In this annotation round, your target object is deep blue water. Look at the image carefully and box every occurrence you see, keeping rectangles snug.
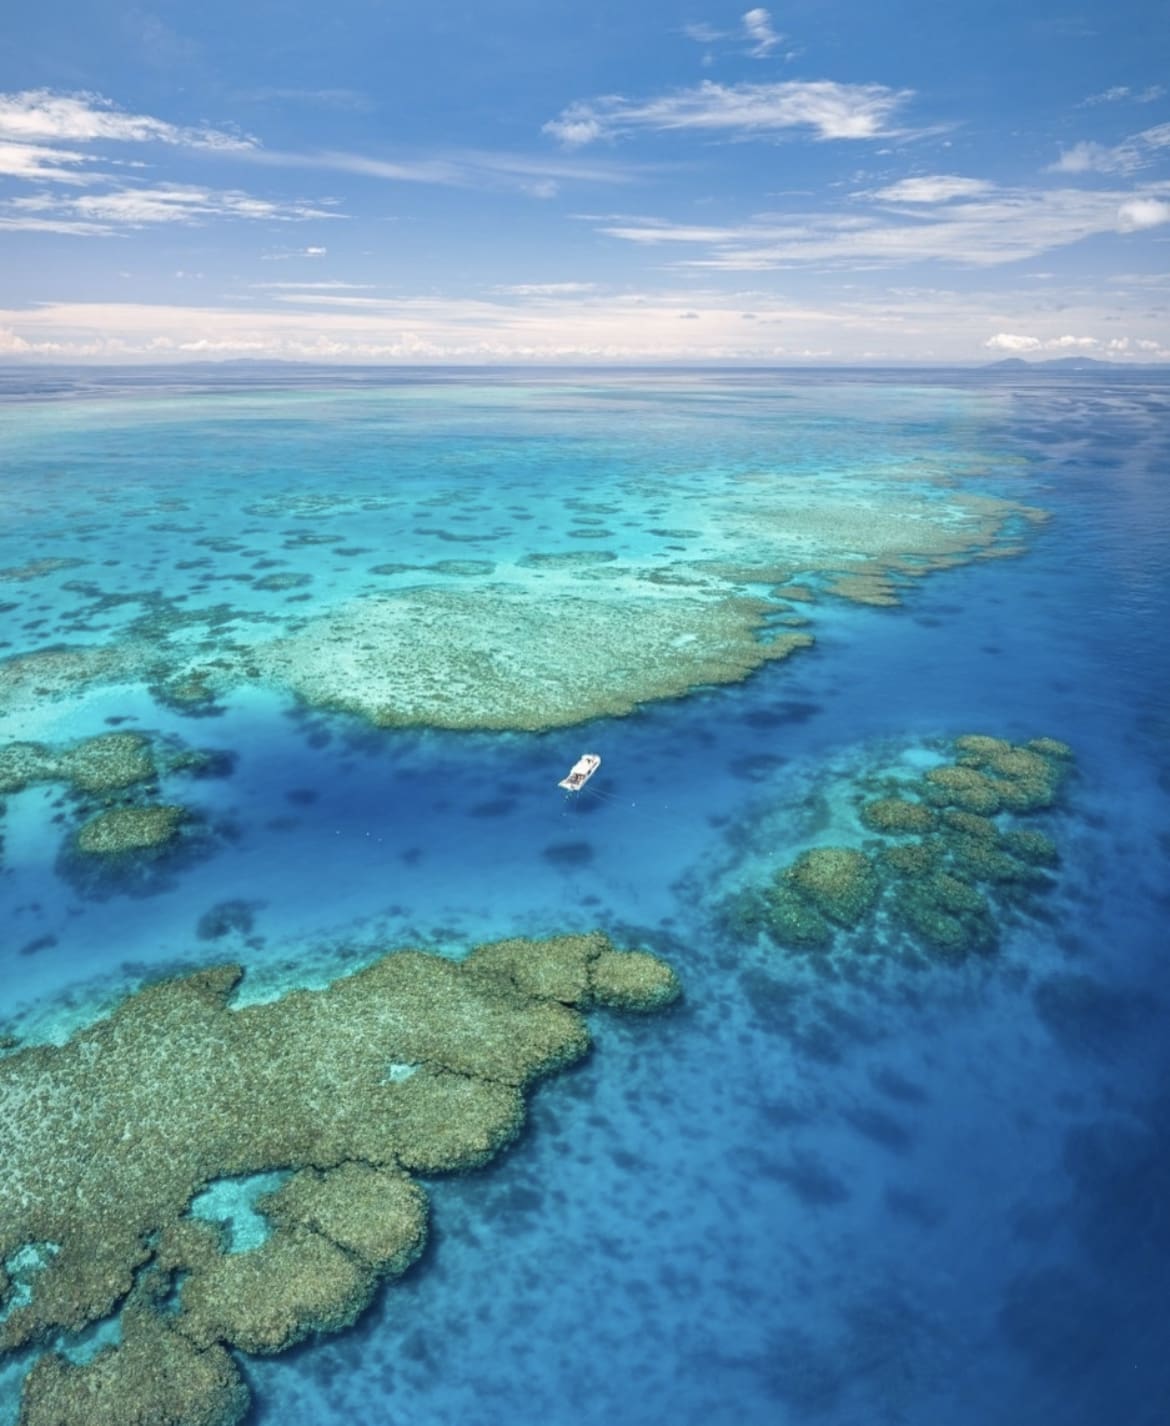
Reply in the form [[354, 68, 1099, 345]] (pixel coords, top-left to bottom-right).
[[1, 368, 1168, 1426]]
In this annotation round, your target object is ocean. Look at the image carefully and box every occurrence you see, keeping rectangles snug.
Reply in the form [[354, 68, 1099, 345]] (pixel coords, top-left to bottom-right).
[[1, 367, 1167, 1426]]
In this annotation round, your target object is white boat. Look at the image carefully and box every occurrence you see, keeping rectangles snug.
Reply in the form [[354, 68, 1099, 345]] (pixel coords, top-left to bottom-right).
[[558, 753, 601, 792]]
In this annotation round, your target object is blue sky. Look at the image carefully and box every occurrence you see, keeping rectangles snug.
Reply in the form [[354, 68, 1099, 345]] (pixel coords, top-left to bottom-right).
[[1, 0, 1167, 362]]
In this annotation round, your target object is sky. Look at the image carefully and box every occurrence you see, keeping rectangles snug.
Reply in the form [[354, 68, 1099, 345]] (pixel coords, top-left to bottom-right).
[[0, 0, 1168, 364]]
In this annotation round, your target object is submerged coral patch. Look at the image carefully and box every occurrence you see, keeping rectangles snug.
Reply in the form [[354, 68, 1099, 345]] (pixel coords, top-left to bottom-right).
[[782, 848, 880, 929], [763, 884, 834, 951], [859, 798, 936, 835], [252, 572, 312, 592], [730, 735, 1074, 963], [0, 932, 679, 1424], [517, 551, 618, 569], [922, 764, 1003, 814], [0, 557, 86, 583], [0, 729, 227, 896]]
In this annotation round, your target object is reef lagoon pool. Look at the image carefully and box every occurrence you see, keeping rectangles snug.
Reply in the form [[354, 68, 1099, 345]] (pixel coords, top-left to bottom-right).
[[1, 366, 1168, 1426]]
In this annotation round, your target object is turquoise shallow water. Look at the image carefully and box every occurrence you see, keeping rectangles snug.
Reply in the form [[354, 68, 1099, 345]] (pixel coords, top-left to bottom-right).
[[1, 368, 1169, 1424]]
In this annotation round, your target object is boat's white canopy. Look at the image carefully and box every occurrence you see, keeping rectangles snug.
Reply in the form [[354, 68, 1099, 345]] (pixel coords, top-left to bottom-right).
[[558, 753, 601, 790]]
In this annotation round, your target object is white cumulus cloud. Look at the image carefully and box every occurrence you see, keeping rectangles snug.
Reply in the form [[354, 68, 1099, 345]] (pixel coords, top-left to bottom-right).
[[1117, 197, 1170, 230], [540, 110, 605, 148], [0, 285, 1162, 366], [985, 334, 1043, 352], [985, 333, 1103, 353]]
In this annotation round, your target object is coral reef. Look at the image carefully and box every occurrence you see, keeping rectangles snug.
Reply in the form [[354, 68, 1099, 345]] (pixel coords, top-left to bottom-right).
[[763, 884, 834, 951], [251, 588, 813, 731], [252, 572, 312, 593], [0, 732, 156, 797], [1001, 828, 1060, 866], [0, 556, 86, 583], [587, 948, 683, 1011], [0, 730, 223, 802], [75, 805, 186, 855], [922, 765, 1003, 815], [737, 734, 1073, 963], [20, 1306, 249, 1426], [0, 932, 679, 1424], [148, 670, 223, 717], [0, 464, 1044, 734], [859, 798, 936, 835], [174, 1221, 379, 1356], [782, 848, 880, 929], [890, 873, 996, 960], [0, 729, 225, 895], [0, 642, 149, 719], [926, 734, 1070, 813], [62, 734, 157, 795], [878, 840, 942, 879], [0, 741, 57, 795]]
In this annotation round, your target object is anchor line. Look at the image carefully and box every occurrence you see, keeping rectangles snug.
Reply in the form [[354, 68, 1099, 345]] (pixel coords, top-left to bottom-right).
[[562, 784, 678, 827]]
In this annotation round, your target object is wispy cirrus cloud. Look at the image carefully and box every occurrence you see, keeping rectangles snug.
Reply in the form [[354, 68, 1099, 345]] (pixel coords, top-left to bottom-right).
[[1050, 121, 1170, 174], [259, 245, 332, 261], [70, 185, 333, 225], [0, 88, 648, 211], [249, 280, 372, 290], [0, 89, 255, 151], [0, 90, 252, 195], [237, 87, 375, 112], [593, 181, 1170, 269], [1079, 84, 1166, 107], [870, 175, 994, 203], [3, 184, 338, 235], [683, 9, 796, 60], [494, 281, 598, 296], [0, 140, 95, 184], [0, 90, 367, 239], [543, 79, 913, 148], [682, 22, 724, 44], [0, 90, 303, 234], [0, 214, 110, 235], [242, 144, 645, 196], [742, 8, 783, 57]]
